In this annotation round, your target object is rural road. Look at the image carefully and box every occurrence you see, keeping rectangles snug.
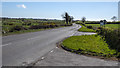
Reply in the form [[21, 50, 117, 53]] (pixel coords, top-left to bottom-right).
[[2, 23, 119, 66], [2, 23, 80, 66]]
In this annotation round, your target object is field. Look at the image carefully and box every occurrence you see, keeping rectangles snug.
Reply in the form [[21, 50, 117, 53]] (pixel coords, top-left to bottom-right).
[[86, 24, 119, 29], [2, 18, 72, 36], [62, 35, 118, 58]]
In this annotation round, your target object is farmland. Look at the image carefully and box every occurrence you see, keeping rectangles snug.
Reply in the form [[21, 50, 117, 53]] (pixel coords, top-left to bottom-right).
[[2, 18, 72, 36], [86, 24, 119, 29]]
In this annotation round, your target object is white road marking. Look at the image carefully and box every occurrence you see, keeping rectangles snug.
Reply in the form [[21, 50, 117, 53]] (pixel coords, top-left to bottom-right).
[[27, 38, 34, 40], [65, 51, 67, 52], [2, 43, 12, 47], [41, 57, 45, 60], [50, 50, 53, 53], [69, 32, 75, 36], [116, 63, 118, 64], [27, 36, 39, 40], [27, 39, 31, 40], [56, 47, 58, 48], [21, 62, 28, 66]]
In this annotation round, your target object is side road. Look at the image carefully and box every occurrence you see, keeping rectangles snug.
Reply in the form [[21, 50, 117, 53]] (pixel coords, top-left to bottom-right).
[[34, 32, 119, 66]]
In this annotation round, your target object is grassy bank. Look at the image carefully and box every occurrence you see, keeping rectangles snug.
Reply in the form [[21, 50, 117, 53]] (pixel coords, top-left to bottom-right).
[[62, 23, 120, 59], [78, 25, 96, 32], [85, 23, 120, 52], [62, 35, 119, 58]]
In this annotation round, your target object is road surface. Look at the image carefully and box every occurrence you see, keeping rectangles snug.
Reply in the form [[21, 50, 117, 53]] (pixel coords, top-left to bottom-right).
[[2, 23, 80, 66], [35, 47, 118, 66]]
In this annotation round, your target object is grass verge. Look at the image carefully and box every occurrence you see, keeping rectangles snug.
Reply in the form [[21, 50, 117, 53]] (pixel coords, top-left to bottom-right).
[[2, 26, 65, 36], [3, 29, 44, 36], [62, 34, 118, 58], [78, 25, 96, 32]]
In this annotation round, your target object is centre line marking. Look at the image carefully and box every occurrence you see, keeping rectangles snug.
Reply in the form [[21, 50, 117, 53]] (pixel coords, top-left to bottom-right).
[[41, 57, 45, 60], [2, 43, 12, 47]]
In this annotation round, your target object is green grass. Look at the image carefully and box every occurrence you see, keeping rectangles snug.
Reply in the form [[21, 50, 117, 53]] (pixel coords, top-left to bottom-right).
[[78, 25, 96, 32], [86, 24, 119, 29], [2, 18, 72, 36], [3, 29, 44, 36], [62, 34, 117, 57], [2, 26, 65, 36]]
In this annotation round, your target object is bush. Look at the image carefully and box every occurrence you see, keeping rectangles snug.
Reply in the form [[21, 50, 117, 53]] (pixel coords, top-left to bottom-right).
[[22, 23, 31, 25], [29, 25, 44, 29], [87, 26, 93, 29], [9, 25, 27, 32], [49, 25, 55, 28], [78, 25, 96, 32], [97, 27, 120, 52], [97, 27, 102, 29]]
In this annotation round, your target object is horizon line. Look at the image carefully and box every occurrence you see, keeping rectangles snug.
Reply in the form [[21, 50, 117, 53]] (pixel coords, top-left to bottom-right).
[[1, 16, 116, 22]]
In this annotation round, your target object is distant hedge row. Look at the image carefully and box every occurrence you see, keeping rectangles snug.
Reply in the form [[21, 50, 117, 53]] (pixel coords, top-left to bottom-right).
[[29, 24, 72, 29], [76, 21, 120, 24], [2, 24, 72, 34]]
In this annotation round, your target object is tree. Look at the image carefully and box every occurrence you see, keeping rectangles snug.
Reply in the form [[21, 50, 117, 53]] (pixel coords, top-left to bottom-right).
[[62, 12, 73, 24], [61, 12, 69, 24], [111, 16, 117, 22], [69, 16, 74, 24], [81, 17, 86, 23], [103, 19, 107, 25]]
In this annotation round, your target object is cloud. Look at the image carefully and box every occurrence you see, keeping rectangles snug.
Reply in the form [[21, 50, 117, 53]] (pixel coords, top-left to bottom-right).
[[17, 4, 26, 8]]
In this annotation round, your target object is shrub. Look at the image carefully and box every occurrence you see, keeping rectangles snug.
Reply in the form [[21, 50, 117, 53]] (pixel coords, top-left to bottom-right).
[[9, 25, 27, 32], [82, 23, 86, 26], [97, 27, 102, 29], [22, 23, 31, 26], [87, 26, 93, 29], [78, 25, 96, 32], [29, 25, 44, 29], [49, 25, 55, 28], [97, 27, 120, 52]]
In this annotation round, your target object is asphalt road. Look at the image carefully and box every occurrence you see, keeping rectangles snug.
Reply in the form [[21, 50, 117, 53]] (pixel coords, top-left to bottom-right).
[[2, 23, 80, 66], [35, 47, 118, 66]]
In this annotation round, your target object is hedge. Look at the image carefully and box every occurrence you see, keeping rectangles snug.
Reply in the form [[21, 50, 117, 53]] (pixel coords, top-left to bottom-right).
[[97, 27, 120, 52]]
